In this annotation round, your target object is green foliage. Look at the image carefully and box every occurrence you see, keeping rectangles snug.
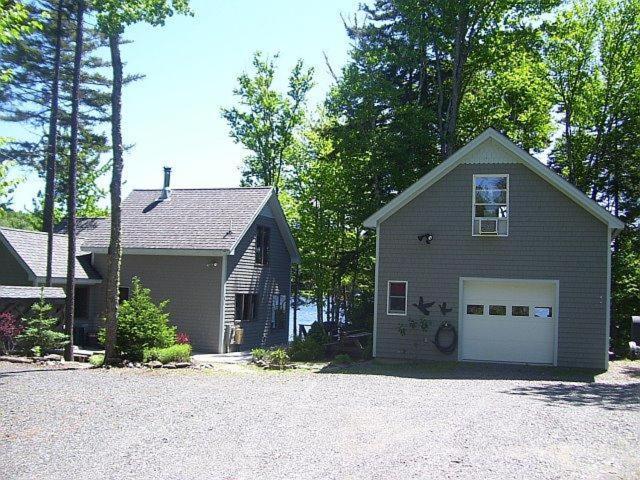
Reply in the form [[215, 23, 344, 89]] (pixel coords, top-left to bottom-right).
[[89, 353, 105, 367], [99, 277, 176, 360], [267, 347, 289, 368], [95, 0, 192, 35], [16, 293, 68, 355], [0, 0, 40, 82], [143, 344, 191, 364], [287, 336, 325, 362], [251, 347, 268, 361], [222, 51, 314, 189], [332, 354, 353, 365], [307, 321, 330, 344]]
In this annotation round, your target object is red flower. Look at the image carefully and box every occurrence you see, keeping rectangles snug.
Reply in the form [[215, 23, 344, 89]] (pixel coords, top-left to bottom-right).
[[176, 332, 190, 345]]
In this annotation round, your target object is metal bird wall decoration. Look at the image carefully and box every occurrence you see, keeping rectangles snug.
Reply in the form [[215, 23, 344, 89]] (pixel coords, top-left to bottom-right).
[[439, 302, 452, 316], [413, 297, 435, 316]]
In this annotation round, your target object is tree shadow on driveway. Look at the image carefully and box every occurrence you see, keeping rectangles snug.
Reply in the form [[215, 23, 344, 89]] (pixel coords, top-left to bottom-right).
[[507, 382, 640, 411], [318, 360, 600, 382]]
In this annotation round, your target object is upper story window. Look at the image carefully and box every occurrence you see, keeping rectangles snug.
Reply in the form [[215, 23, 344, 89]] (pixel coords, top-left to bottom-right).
[[255, 226, 270, 265], [473, 174, 509, 236]]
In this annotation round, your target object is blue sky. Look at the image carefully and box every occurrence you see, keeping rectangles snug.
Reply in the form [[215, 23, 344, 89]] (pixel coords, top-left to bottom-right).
[[7, 0, 361, 209]]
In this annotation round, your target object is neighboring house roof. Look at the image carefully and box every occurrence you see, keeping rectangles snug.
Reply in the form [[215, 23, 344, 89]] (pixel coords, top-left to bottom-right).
[[81, 187, 301, 262], [54, 217, 109, 238], [0, 285, 66, 300], [363, 128, 625, 230], [0, 227, 102, 284]]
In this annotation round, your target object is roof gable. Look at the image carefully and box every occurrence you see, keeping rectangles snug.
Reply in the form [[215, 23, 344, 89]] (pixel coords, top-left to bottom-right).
[[363, 128, 624, 230], [0, 227, 102, 283]]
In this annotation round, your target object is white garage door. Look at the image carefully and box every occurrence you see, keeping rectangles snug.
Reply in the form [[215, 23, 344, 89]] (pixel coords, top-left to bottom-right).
[[460, 279, 557, 364]]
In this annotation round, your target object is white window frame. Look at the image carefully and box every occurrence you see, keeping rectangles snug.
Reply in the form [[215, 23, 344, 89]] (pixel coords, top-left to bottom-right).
[[472, 174, 509, 237], [386, 280, 408, 316]]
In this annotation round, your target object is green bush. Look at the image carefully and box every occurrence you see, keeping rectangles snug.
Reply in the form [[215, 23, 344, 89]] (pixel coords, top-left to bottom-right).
[[333, 353, 353, 365], [143, 344, 192, 364], [268, 347, 289, 368], [251, 348, 268, 361], [287, 336, 325, 362], [307, 321, 330, 344], [16, 294, 68, 356], [89, 354, 104, 367], [99, 277, 176, 360]]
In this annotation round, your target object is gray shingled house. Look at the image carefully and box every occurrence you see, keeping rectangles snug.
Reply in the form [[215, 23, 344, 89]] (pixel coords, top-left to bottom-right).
[[0, 174, 299, 353], [364, 129, 624, 370]]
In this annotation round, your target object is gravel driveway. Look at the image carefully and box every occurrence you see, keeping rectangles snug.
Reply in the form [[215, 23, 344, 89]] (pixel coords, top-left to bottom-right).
[[2, 360, 639, 480]]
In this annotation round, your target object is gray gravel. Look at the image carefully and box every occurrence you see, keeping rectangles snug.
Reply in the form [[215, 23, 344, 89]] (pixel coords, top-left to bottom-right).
[[2, 360, 639, 480]]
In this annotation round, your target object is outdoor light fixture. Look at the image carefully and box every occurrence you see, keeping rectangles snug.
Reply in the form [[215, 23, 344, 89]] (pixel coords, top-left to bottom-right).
[[418, 233, 433, 244]]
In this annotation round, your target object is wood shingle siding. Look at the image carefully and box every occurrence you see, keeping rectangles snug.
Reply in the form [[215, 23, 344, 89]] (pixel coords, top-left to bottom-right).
[[375, 162, 609, 369], [224, 214, 291, 349], [90, 254, 222, 352]]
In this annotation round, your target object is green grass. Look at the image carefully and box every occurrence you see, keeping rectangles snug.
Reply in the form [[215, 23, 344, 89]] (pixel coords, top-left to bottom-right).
[[143, 344, 192, 364]]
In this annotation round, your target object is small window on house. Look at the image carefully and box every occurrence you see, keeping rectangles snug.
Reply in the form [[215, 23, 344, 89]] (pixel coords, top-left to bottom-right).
[[473, 175, 509, 236], [255, 226, 270, 265], [387, 281, 407, 315], [118, 287, 130, 304], [489, 305, 507, 316], [271, 294, 288, 330], [466, 304, 484, 315], [534, 306, 552, 318], [512, 306, 530, 316], [235, 293, 258, 321]]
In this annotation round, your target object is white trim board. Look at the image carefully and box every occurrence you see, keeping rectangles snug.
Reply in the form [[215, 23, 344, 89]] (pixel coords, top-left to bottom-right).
[[363, 128, 624, 231]]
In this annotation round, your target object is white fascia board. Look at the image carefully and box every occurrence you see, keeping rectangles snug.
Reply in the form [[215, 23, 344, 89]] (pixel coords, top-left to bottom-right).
[[82, 247, 228, 257], [363, 128, 624, 231], [40, 277, 102, 286]]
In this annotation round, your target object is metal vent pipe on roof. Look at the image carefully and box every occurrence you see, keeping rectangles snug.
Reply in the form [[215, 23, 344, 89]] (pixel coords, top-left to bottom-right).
[[158, 167, 171, 200]]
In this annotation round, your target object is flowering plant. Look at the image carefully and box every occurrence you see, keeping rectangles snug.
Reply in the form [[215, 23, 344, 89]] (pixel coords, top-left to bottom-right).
[[176, 332, 190, 345], [0, 312, 23, 354]]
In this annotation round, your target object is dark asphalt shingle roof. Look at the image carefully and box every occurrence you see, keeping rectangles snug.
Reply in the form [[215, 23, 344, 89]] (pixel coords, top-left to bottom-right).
[[0, 227, 102, 281], [54, 217, 109, 238], [82, 188, 273, 251]]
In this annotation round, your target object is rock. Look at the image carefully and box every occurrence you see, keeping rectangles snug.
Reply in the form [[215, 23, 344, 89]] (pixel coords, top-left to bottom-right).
[[175, 362, 190, 368], [43, 354, 62, 362], [163, 363, 177, 369], [0, 355, 33, 364], [147, 360, 162, 368]]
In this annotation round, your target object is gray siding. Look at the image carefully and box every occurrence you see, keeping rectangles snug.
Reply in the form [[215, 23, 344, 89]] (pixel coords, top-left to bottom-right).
[[224, 214, 291, 349], [0, 244, 30, 285], [89, 254, 223, 352], [376, 161, 608, 369]]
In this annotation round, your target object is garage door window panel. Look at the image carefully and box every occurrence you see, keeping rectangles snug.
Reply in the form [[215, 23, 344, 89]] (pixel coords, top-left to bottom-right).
[[512, 306, 530, 316], [534, 307, 552, 318], [489, 305, 507, 315], [466, 304, 484, 315], [387, 281, 407, 315]]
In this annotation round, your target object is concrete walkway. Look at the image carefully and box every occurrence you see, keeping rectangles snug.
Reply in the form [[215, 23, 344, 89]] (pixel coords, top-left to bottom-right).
[[191, 351, 252, 364]]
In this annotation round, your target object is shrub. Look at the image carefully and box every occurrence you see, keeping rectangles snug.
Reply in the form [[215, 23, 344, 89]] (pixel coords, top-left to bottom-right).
[[251, 347, 268, 361], [176, 332, 190, 345], [332, 353, 353, 365], [287, 336, 325, 362], [0, 312, 23, 354], [143, 344, 192, 364], [100, 277, 176, 360], [307, 321, 330, 345], [16, 294, 68, 356], [268, 347, 289, 368], [89, 354, 105, 367]]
